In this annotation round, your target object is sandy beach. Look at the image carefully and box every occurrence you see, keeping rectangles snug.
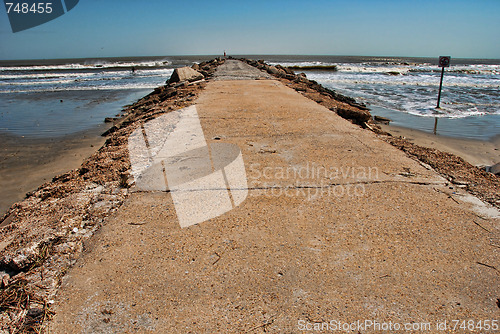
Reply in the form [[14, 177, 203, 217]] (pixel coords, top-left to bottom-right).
[[379, 124, 500, 167], [0, 126, 108, 218]]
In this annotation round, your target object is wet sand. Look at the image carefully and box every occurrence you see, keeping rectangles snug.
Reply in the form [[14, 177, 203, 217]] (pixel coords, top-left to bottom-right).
[[0, 126, 109, 218], [380, 123, 500, 167]]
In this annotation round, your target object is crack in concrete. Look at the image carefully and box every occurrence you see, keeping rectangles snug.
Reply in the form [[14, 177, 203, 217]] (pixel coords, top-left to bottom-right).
[[131, 179, 444, 194]]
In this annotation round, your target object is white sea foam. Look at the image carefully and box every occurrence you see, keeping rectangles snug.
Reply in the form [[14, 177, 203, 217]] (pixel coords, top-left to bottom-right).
[[0, 60, 172, 72], [305, 66, 499, 119], [0, 66, 173, 93], [311, 74, 500, 89], [267, 61, 338, 68], [0, 83, 162, 93], [0, 72, 95, 80], [2, 58, 498, 120], [269, 60, 500, 76]]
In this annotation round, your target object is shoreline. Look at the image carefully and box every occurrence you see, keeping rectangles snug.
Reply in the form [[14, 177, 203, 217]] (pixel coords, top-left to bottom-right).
[[379, 123, 500, 167], [368, 105, 500, 142], [0, 89, 151, 138], [0, 125, 109, 218], [0, 88, 153, 218]]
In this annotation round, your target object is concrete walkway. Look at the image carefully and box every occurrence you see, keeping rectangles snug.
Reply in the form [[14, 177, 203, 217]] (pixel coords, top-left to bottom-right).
[[50, 61, 499, 333]]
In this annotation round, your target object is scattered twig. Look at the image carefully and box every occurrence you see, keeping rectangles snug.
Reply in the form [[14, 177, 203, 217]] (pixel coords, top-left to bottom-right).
[[304, 314, 329, 324], [0, 278, 54, 332], [472, 221, 491, 233], [379, 274, 391, 279], [477, 262, 500, 275], [433, 188, 459, 204], [448, 194, 460, 204], [28, 244, 50, 272], [128, 221, 147, 226], [245, 316, 277, 333], [363, 122, 375, 132], [212, 252, 221, 265]]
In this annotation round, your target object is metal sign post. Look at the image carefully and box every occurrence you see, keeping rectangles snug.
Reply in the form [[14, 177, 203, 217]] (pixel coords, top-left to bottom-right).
[[436, 56, 451, 109]]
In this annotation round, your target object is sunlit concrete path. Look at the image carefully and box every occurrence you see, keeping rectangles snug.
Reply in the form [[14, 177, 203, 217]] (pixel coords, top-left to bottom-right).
[[50, 61, 499, 333]]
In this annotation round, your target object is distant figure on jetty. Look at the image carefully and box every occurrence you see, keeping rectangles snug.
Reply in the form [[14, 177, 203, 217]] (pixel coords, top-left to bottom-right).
[[224, 50, 226, 59]]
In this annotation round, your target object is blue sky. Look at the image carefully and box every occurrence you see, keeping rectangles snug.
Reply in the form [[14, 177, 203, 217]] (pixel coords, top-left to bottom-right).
[[1, 0, 499, 60]]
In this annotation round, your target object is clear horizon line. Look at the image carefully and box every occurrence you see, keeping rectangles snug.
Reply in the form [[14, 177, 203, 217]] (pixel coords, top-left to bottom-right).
[[2, 54, 500, 62]]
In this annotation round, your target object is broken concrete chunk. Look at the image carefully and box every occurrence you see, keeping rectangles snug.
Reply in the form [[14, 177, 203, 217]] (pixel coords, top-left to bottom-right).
[[168, 67, 204, 84]]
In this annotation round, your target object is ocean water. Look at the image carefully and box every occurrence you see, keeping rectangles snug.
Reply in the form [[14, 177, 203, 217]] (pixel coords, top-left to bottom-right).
[[1, 55, 499, 140], [0, 56, 213, 137], [262, 55, 500, 141]]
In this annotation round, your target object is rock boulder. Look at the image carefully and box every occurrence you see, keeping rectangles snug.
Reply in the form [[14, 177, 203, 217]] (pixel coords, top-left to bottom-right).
[[267, 66, 280, 76], [168, 67, 204, 84], [489, 162, 500, 176], [333, 107, 372, 124]]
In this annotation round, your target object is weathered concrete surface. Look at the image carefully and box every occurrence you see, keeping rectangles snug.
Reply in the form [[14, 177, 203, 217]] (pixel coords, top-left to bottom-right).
[[49, 61, 499, 333], [213, 59, 272, 81]]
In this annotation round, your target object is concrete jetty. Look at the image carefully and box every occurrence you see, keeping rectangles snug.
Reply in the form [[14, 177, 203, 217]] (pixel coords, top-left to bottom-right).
[[46, 60, 500, 332]]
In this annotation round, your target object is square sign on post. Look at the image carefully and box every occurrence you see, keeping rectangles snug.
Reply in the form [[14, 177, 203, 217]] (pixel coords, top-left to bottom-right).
[[436, 56, 451, 109], [439, 56, 451, 68]]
